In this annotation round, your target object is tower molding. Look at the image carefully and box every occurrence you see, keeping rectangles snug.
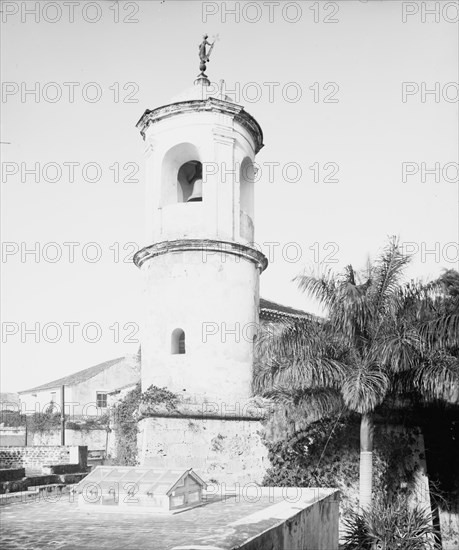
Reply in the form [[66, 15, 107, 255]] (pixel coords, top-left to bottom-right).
[[133, 238, 268, 272], [136, 98, 264, 154]]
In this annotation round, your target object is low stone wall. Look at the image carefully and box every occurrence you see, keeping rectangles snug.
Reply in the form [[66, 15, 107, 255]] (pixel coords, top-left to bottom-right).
[[0, 427, 26, 446], [138, 416, 269, 485], [0, 468, 25, 482], [167, 487, 340, 550], [42, 464, 82, 475], [235, 488, 340, 550], [0, 446, 87, 472], [30, 429, 107, 449]]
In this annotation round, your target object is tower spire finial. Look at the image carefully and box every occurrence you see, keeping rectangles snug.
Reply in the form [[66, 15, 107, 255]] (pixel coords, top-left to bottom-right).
[[195, 34, 216, 85]]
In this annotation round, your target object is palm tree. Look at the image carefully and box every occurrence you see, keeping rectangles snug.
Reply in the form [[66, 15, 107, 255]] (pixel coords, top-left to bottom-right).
[[419, 269, 459, 353], [393, 269, 459, 403], [254, 238, 458, 509]]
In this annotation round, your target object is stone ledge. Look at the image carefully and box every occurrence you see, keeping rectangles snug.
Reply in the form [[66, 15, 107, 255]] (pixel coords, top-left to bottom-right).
[[136, 98, 264, 154], [133, 239, 268, 272], [42, 464, 82, 475]]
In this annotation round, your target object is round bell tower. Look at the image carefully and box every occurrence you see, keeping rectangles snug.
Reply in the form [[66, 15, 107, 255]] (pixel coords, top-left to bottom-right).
[[134, 74, 267, 405], [134, 41, 269, 483]]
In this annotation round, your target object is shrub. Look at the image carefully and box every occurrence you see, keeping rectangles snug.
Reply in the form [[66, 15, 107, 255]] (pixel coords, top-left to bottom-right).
[[28, 411, 62, 433], [139, 385, 179, 412], [0, 411, 25, 427], [342, 495, 441, 549]]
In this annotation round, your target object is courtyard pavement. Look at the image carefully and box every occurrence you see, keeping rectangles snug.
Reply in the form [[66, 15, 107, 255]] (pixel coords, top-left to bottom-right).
[[0, 493, 285, 549]]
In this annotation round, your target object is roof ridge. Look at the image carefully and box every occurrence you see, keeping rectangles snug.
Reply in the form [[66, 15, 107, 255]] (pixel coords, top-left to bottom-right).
[[259, 297, 315, 318], [19, 356, 127, 394]]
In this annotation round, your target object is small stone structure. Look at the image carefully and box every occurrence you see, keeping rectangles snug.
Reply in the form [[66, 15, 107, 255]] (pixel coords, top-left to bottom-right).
[[76, 466, 207, 513]]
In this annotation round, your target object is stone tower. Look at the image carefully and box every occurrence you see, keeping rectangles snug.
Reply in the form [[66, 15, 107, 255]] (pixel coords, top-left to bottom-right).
[[134, 56, 269, 484]]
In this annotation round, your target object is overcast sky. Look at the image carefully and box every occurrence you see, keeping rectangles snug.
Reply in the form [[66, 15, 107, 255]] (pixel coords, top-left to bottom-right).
[[1, 0, 458, 392]]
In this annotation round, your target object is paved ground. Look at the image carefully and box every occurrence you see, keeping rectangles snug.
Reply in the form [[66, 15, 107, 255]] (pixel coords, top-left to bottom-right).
[[0, 494, 285, 550]]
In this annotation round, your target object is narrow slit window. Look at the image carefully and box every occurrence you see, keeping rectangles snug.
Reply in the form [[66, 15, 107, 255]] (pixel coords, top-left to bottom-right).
[[171, 329, 186, 355]]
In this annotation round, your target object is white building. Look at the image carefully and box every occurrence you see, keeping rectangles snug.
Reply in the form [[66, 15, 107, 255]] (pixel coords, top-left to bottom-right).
[[18, 355, 140, 418]]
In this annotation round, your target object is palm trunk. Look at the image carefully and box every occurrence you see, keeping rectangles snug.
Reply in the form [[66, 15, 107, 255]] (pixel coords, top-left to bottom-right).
[[359, 412, 374, 509]]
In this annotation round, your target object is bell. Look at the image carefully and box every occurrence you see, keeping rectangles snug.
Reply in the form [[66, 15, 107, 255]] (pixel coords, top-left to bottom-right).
[[187, 178, 203, 202]]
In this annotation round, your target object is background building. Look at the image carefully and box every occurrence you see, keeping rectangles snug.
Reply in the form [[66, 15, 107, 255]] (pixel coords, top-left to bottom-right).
[[18, 355, 140, 418]]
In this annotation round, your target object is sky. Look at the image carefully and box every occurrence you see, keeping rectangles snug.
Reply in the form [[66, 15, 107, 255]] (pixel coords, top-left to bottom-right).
[[1, 0, 458, 392]]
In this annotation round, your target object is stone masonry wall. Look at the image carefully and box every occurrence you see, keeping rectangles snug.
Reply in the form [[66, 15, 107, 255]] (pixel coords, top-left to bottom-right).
[[0, 446, 86, 472], [138, 416, 269, 485]]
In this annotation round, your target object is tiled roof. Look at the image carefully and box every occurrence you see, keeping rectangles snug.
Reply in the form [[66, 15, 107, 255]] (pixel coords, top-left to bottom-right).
[[259, 298, 318, 321], [18, 357, 126, 394]]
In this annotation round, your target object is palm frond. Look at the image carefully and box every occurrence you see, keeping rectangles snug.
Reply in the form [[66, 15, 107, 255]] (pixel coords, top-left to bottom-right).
[[294, 268, 337, 312], [262, 386, 344, 419], [372, 324, 422, 373], [411, 353, 459, 404], [369, 236, 411, 320], [341, 362, 390, 414], [420, 313, 459, 349]]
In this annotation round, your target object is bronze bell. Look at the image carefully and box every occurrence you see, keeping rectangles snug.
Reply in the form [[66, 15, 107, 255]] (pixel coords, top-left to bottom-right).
[[187, 178, 203, 202]]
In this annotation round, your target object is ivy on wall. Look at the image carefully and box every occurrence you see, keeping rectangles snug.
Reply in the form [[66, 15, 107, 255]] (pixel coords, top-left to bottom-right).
[[111, 384, 179, 466], [111, 383, 141, 466], [139, 385, 179, 413]]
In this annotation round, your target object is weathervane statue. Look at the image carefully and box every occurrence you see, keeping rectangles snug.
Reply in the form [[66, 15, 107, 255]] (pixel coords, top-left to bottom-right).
[[198, 34, 217, 80]]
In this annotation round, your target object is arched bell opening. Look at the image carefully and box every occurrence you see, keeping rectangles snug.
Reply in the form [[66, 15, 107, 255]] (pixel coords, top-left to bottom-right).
[[160, 142, 202, 207], [177, 161, 203, 203]]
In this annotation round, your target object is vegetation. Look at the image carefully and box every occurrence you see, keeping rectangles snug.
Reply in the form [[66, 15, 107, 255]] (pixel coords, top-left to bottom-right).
[[111, 383, 141, 466], [111, 384, 178, 465], [342, 495, 441, 549], [254, 238, 459, 509], [28, 410, 62, 432], [0, 410, 26, 427], [263, 415, 423, 510], [139, 385, 179, 413], [1, 409, 110, 433], [66, 413, 110, 431]]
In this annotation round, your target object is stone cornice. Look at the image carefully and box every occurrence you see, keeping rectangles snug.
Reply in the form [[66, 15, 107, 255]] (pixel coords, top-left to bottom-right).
[[133, 239, 268, 272], [136, 98, 264, 154]]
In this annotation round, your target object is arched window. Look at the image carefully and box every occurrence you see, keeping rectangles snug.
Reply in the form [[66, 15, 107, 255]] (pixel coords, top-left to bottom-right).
[[171, 328, 186, 354]]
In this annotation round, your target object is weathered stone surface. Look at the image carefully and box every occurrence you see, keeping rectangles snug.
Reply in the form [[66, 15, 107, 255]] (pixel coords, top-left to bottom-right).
[[138, 416, 269, 485]]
